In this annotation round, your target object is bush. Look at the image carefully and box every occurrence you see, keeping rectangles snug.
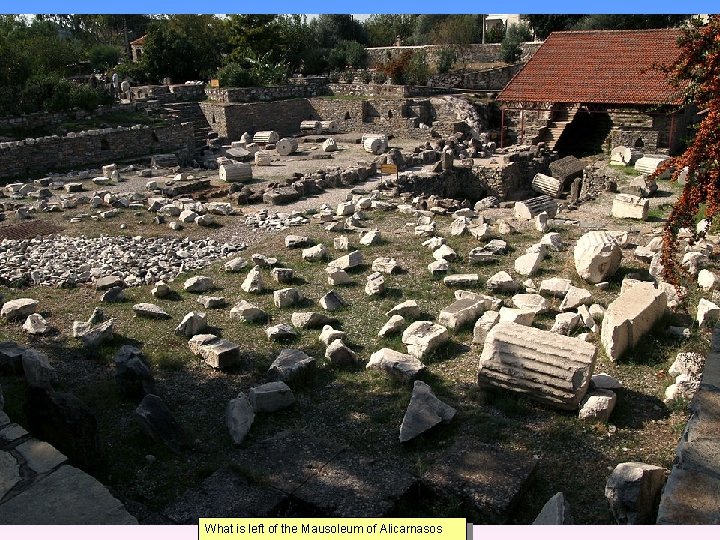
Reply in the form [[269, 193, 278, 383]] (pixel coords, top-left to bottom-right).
[[403, 50, 430, 86], [341, 70, 355, 83], [18, 75, 112, 113], [359, 70, 372, 84], [217, 62, 258, 87], [116, 61, 149, 85], [88, 44, 122, 72], [501, 24, 533, 63], [328, 71, 342, 83], [436, 47, 458, 74], [371, 71, 387, 84], [326, 40, 368, 71]]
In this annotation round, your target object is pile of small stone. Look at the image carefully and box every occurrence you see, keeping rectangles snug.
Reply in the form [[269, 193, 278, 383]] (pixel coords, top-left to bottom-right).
[[0, 235, 246, 287]]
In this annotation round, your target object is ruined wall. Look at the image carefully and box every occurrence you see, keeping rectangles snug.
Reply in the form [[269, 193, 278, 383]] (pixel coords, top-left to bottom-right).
[[427, 65, 522, 91], [366, 42, 542, 68], [0, 103, 148, 133], [0, 124, 194, 181], [201, 97, 436, 140], [609, 128, 659, 153], [205, 83, 328, 103], [200, 99, 317, 140]]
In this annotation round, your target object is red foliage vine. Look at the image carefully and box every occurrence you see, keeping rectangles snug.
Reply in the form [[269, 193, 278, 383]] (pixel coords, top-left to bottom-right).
[[651, 16, 720, 286]]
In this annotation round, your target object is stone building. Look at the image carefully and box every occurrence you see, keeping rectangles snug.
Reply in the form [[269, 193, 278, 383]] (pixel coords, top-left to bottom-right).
[[498, 29, 693, 156], [130, 35, 146, 63]]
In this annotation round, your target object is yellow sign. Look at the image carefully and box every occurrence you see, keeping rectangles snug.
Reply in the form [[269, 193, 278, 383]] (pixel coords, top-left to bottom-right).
[[380, 164, 398, 175], [210, 79, 220, 88], [199, 518, 466, 540]]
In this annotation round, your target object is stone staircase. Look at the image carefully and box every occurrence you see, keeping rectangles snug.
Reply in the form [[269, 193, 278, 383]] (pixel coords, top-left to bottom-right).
[[538, 105, 579, 150], [161, 102, 212, 155]]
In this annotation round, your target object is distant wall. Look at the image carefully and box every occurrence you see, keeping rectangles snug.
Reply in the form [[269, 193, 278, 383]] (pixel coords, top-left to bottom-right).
[[366, 42, 542, 67], [200, 97, 436, 141], [0, 124, 194, 180], [0, 103, 144, 133], [200, 99, 316, 140], [427, 64, 522, 91]]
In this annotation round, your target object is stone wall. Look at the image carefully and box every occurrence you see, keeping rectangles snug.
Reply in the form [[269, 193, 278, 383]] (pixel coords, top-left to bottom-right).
[[200, 99, 317, 141], [0, 124, 194, 181], [0, 103, 144, 133], [366, 42, 542, 68], [205, 83, 328, 103], [201, 97, 436, 141], [427, 65, 522, 91], [609, 128, 659, 153], [656, 328, 720, 524]]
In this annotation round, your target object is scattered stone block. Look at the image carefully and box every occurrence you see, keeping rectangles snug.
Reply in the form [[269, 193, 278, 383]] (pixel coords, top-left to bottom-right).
[[266, 324, 298, 341], [473, 311, 500, 345], [540, 278, 571, 297], [574, 231, 623, 284], [486, 271, 519, 293], [226, 394, 254, 445], [325, 340, 359, 367], [514, 252, 543, 277], [135, 394, 186, 452], [559, 286, 593, 311], [241, 266, 264, 293], [612, 194, 649, 220], [365, 272, 385, 296], [402, 321, 449, 359], [514, 196, 558, 221], [601, 282, 666, 362], [371, 257, 400, 274], [444, 274, 479, 287], [478, 322, 597, 410], [439, 298, 485, 329], [319, 290, 346, 311], [532, 173, 562, 198], [133, 303, 170, 319], [1, 298, 39, 320], [249, 382, 295, 413], [319, 325, 345, 345], [302, 244, 327, 262], [533, 492, 573, 525], [328, 250, 363, 270], [291, 312, 335, 329], [22, 313, 49, 335], [22, 349, 57, 389], [274, 287, 304, 309], [578, 389, 617, 422], [605, 462, 666, 524], [399, 381, 455, 442], [367, 348, 425, 382], [268, 349, 315, 382], [175, 311, 207, 337], [188, 334, 242, 370], [229, 300, 267, 323], [183, 276, 213, 293], [499, 307, 535, 326]]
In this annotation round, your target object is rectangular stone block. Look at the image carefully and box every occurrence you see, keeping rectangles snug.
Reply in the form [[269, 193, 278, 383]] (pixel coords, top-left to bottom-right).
[[611, 193, 649, 220], [478, 322, 597, 410], [601, 282, 666, 362]]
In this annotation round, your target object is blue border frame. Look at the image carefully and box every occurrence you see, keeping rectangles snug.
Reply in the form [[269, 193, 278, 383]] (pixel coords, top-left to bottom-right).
[[3, 2, 719, 15]]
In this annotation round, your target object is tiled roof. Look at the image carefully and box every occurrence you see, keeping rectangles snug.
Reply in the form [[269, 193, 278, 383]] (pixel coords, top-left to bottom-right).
[[498, 29, 683, 105], [130, 35, 146, 46]]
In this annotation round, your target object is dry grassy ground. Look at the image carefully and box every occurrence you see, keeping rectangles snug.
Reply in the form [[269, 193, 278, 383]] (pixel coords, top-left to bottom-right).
[[0, 166, 708, 523]]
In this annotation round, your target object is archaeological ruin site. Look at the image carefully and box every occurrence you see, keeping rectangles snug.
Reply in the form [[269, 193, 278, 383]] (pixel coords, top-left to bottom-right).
[[1, 14, 719, 526]]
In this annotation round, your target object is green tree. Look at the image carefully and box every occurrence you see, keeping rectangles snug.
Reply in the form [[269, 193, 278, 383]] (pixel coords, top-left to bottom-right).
[[521, 15, 585, 39], [311, 15, 367, 49], [500, 23, 533, 63], [327, 40, 368, 70], [142, 15, 229, 83], [573, 14, 690, 31], [364, 14, 418, 47]]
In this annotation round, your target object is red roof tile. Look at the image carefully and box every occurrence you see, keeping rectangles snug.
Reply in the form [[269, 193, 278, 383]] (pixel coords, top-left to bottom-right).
[[498, 29, 683, 105]]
